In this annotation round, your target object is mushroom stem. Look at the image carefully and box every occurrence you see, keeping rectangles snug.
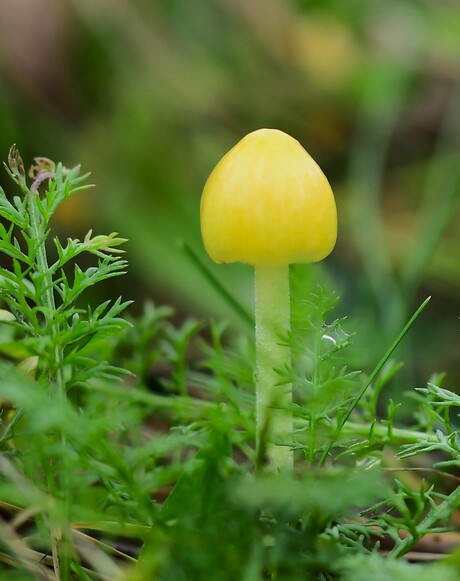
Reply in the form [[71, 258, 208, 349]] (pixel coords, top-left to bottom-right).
[[255, 264, 293, 471]]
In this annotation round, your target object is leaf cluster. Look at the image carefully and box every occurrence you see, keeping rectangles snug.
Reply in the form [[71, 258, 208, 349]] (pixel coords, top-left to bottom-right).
[[0, 147, 131, 386]]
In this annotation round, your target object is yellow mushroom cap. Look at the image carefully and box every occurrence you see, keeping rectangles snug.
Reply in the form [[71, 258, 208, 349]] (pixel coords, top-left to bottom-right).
[[200, 128, 337, 266]]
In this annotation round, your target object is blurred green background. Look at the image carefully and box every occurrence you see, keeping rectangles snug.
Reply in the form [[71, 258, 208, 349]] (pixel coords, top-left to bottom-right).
[[0, 0, 459, 385]]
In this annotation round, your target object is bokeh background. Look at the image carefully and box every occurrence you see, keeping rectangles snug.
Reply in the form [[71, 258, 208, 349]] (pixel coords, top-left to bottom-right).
[[0, 0, 459, 387]]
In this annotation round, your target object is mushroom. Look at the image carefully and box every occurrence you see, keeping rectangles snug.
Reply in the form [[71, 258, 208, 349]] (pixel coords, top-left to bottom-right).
[[200, 128, 337, 470]]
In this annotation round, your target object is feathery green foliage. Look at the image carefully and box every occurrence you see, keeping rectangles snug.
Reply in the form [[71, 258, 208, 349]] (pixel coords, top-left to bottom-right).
[[0, 147, 459, 580]]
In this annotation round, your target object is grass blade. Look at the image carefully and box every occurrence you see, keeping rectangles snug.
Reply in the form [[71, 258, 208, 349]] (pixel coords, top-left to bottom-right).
[[180, 240, 254, 326], [318, 295, 431, 466]]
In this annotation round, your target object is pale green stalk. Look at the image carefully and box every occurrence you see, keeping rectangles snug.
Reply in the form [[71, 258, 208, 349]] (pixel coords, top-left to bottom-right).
[[255, 265, 292, 470]]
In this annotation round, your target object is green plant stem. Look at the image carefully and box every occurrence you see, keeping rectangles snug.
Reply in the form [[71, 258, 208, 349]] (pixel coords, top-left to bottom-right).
[[27, 190, 66, 391], [293, 420, 440, 449], [27, 194, 56, 317], [337, 421, 439, 445], [27, 189, 72, 580], [255, 264, 292, 471]]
